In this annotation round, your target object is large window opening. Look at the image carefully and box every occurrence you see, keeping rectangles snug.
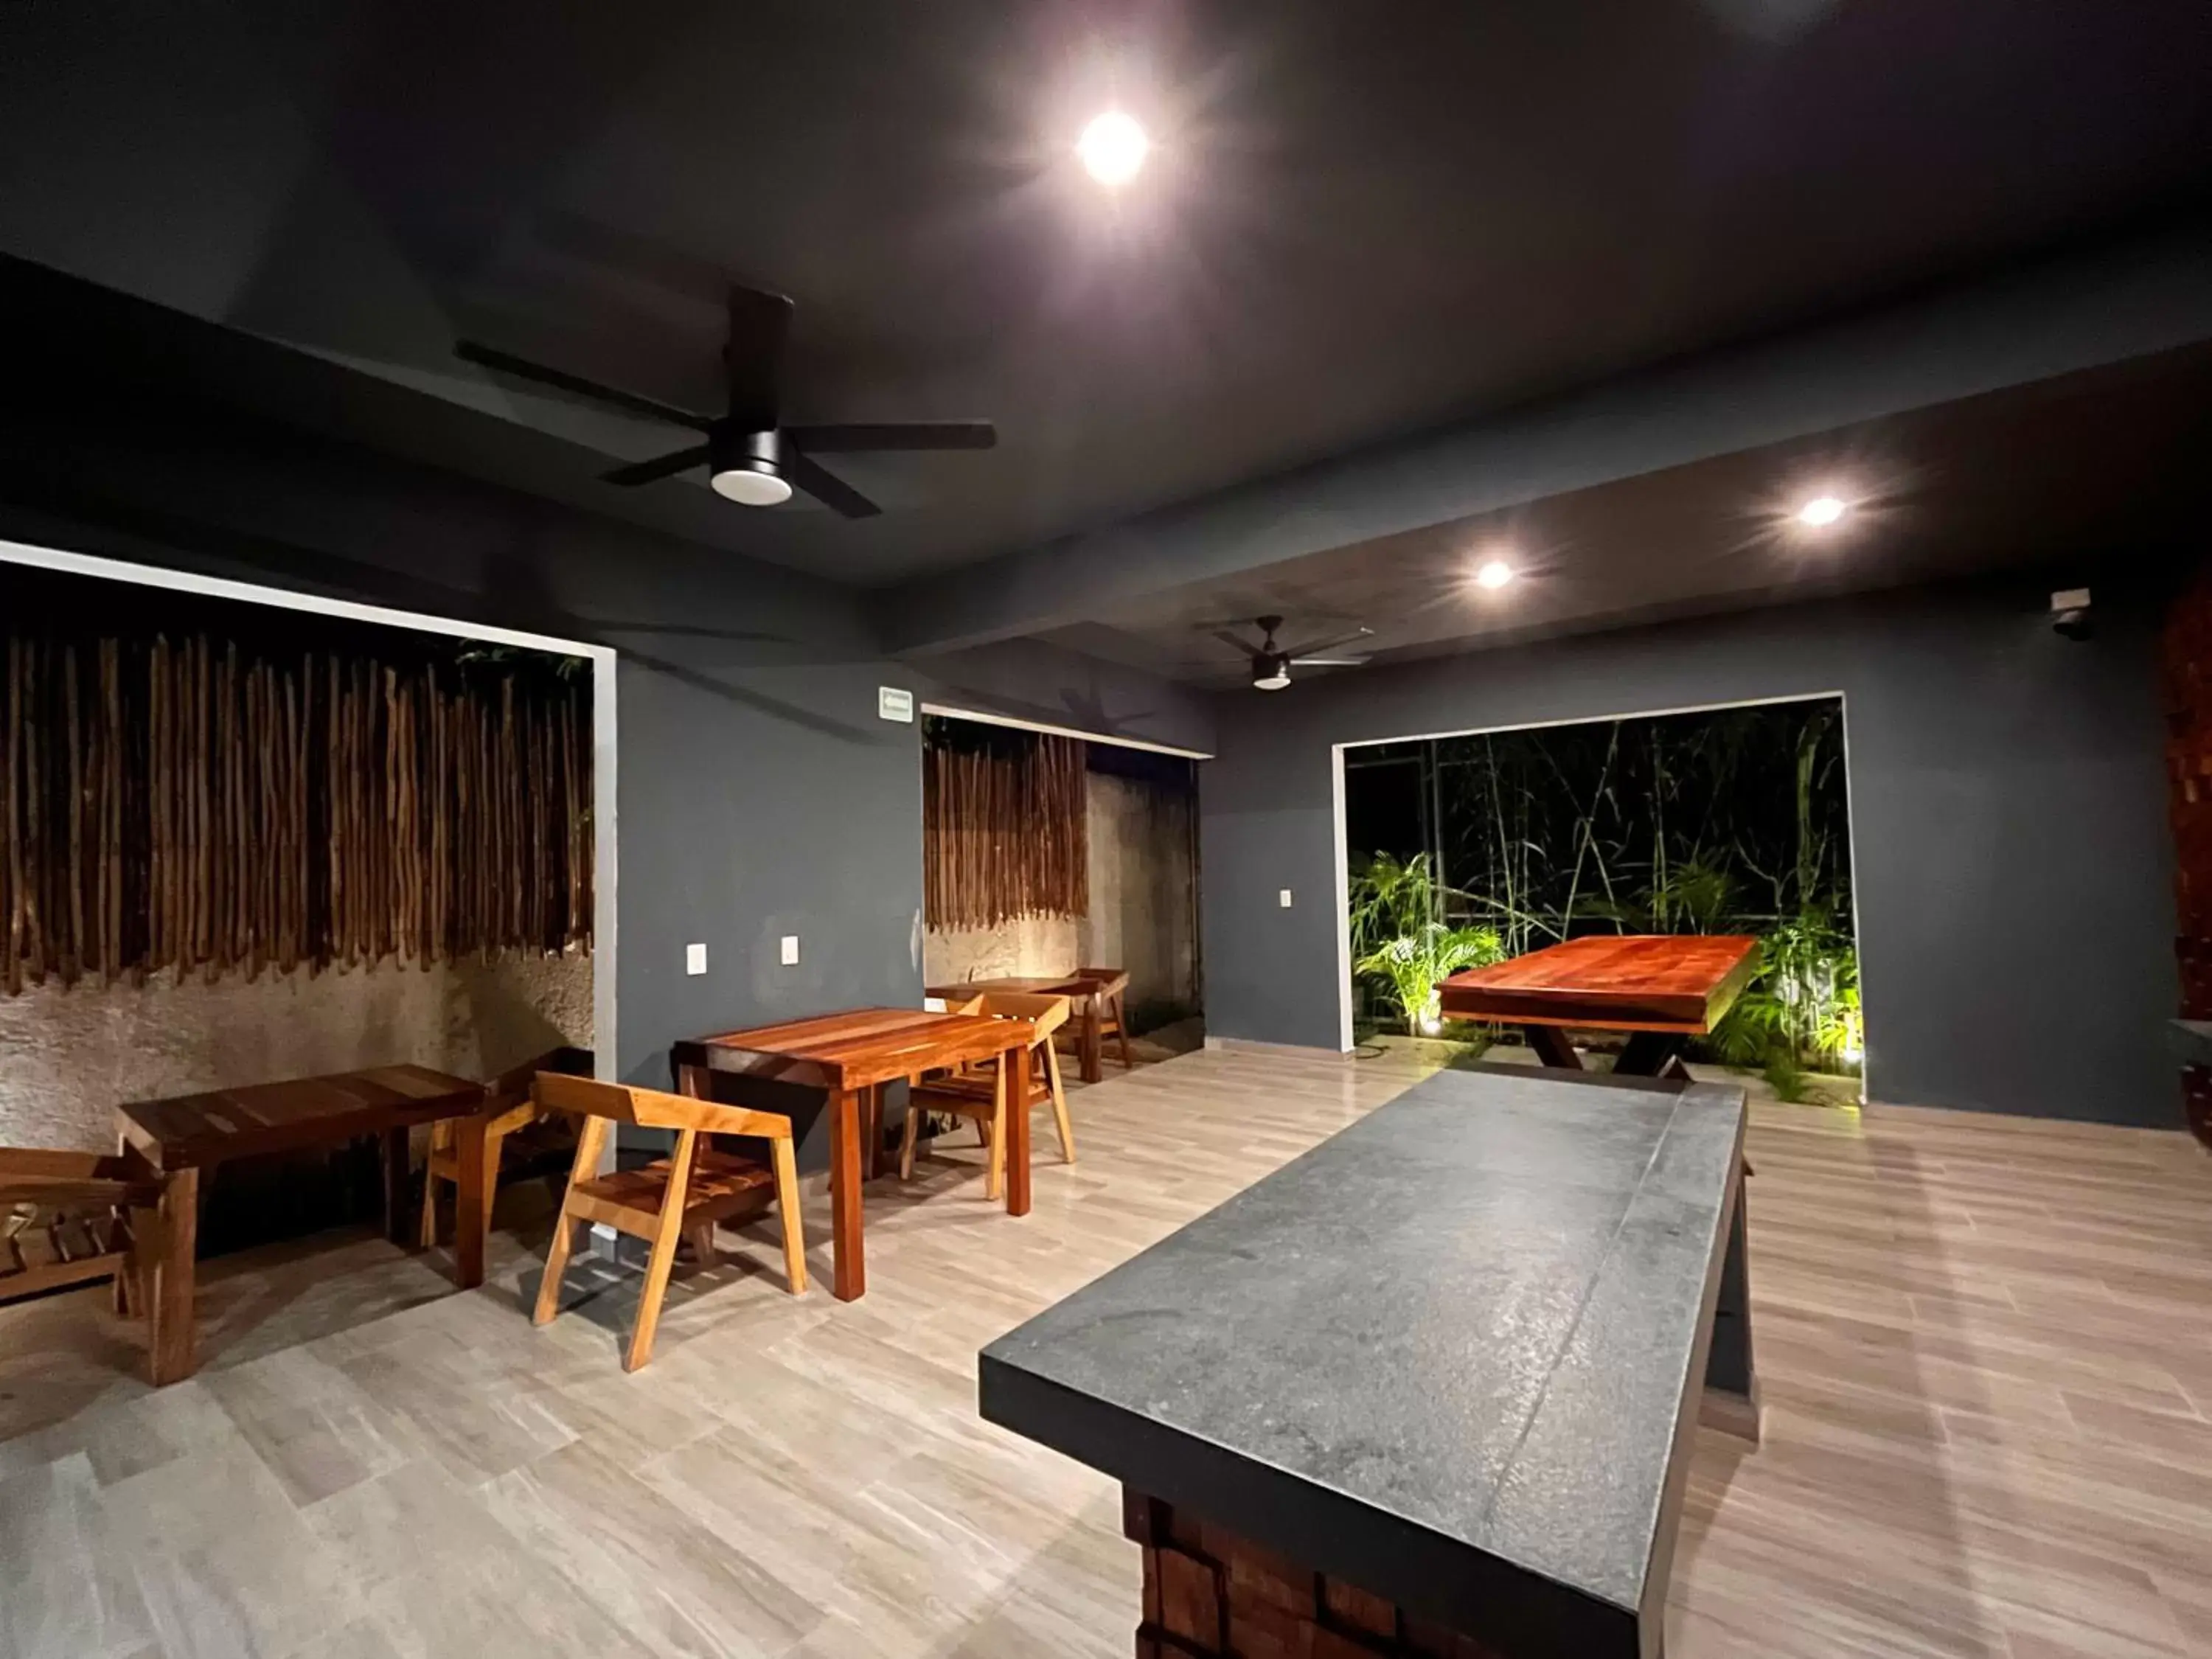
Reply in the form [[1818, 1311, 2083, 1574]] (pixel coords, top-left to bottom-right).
[[1343, 695, 1862, 1102], [0, 541, 615, 1252]]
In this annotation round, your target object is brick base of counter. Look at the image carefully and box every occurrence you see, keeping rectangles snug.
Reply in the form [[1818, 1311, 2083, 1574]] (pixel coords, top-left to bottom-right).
[[1124, 1489, 1505, 1659]]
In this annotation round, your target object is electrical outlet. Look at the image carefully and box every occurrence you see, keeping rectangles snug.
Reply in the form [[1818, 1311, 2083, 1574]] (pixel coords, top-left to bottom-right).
[[779, 934, 800, 966], [1279, 888, 1293, 908], [685, 942, 707, 975]]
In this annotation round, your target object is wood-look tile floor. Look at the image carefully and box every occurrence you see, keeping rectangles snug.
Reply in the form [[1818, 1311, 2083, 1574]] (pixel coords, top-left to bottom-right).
[[4, 1046, 2212, 1658]]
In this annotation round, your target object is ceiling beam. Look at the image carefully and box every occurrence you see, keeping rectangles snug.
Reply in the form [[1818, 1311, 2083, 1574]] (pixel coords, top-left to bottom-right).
[[874, 220, 2212, 655]]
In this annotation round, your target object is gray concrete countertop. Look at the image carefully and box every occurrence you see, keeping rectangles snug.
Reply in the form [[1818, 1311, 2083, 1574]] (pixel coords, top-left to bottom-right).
[[978, 1065, 1748, 1658]]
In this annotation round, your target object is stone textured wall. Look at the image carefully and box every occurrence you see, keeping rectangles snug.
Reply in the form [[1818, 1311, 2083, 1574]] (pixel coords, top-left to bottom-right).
[[0, 950, 592, 1150], [924, 768, 1198, 1023]]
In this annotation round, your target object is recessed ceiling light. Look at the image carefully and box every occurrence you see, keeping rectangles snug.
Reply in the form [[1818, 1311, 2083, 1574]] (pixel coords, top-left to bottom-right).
[[1474, 559, 1515, 590], [1077, 111, 1149, 186], [1796, 494, 1848, 528]]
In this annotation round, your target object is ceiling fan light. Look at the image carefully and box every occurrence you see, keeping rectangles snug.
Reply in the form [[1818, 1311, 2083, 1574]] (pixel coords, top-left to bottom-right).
[[1253, 667, 1291, 692], [709, 426, 792, 507], [710, 464, 792, 507]]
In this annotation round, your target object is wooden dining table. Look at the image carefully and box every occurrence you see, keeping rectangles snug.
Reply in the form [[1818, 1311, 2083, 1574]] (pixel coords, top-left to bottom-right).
[[115, 1064, 490, 1384], [1438, 933, 1759, 1078], [925, 972, 1113, 1082], [671, 1006, 1035, 1303]]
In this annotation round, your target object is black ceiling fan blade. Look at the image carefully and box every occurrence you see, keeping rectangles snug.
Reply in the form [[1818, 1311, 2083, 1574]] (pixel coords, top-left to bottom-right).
[[781, 421, 998, 453], [785, 448, 882, 518], [1290, 655, 1372, 667], [454, 341, 712, 431], [1210, 630, 1264, 657], [602, 444, 711, 487], [724, 285, 794, 428], [1279, 626, 1374, 660]]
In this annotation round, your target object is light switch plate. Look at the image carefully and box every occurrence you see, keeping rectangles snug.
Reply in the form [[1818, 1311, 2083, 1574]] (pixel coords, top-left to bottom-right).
[[685, 942, 707, 975], [1279, 888, 1293, 908], [779, 934, 800, 966]]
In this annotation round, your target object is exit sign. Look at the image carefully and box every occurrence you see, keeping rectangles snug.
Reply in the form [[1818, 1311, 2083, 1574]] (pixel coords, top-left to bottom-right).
[[877, 685, 915, 723]]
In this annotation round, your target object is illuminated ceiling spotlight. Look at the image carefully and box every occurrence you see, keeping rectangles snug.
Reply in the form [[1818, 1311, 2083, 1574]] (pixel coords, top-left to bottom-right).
[[1795, 493, 1849, 529], [1077, 111, 1149, 186], [1473, 558, 1516, 590]]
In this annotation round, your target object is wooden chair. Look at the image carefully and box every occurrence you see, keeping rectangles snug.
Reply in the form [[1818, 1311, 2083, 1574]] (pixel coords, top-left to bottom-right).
[[1076, 967, 1135, 1070], [530, 1074, 807, 1372], [419, 1046, 593, 1247], [900, 992, 1074, 1196], [1, 1147, 167, 1315]]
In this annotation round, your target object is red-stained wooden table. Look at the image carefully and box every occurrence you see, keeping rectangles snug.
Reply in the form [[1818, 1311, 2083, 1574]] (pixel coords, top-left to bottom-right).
[[671, 1007, 1034, 1303], [116, 1064, 490, 1384], [926, 972, 1114, 1082], [1438, 934, 1759, 1078]]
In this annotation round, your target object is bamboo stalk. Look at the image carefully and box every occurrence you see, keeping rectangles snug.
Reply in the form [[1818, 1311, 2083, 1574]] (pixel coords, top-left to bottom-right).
[[102, 639, 122, 983], [3, 639, 21, 996], [63, 644, 83, 986], [24, 639, 45, 986]]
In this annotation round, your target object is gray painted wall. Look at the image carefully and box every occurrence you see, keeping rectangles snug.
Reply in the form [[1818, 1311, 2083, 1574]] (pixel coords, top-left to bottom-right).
[[1200, 571, 2182, 1127], [0, 395, 1208, 1166]]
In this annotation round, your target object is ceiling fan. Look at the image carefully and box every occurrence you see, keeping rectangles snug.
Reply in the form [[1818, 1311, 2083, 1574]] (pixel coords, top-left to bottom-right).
[[1208, 616, 1374, 692], [453, 285, 995, 518]]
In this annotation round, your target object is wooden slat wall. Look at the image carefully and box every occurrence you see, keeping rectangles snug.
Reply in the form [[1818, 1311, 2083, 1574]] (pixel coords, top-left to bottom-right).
[[2162, 576, 2212, 1146], [922, 727, 1088, 931], [0, 633, 591, 992]]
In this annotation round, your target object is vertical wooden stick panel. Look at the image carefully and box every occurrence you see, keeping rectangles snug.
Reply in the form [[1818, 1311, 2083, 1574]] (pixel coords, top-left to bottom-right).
[[0, 627, 594, 990]]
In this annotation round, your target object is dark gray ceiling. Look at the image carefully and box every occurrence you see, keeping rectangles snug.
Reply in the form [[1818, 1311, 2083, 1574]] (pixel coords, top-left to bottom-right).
[[1037, 341, 2212, 686], [4, 0, 2210, 590]]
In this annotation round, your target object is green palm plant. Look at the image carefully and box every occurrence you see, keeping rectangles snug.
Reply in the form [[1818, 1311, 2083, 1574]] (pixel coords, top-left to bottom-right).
[[1356, 922, 1505, 1035], [1347, 851, 1450, 956]]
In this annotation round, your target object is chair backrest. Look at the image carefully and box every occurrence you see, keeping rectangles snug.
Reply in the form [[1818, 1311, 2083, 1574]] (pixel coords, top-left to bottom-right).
[[1076, 968, 1130, 1001], [1, 1147, 165, 1307], [0, 1147, 164, 1211], [485, 1046, 593, 1112], [975, 991, 1071, 1044], [532, 1074, 793, 1139]]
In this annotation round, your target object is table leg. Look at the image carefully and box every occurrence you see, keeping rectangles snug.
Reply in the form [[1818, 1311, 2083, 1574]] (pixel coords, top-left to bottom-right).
[[1615, 1031, 1691, 1078], [830, 1087, 866, 1301], [453, 1112, 490, 1290], [863, 1084, 883, 1181], [381, 1126, 412, 1245], [148, 1164, 199, 1386], [1701, 1176, 1761, 1443], [1081, 995, 1103, 1085], [1004, 1043, 1032, 1217], [113, 1130, 136, 1316], [1524, 1025, 1582, 1070]]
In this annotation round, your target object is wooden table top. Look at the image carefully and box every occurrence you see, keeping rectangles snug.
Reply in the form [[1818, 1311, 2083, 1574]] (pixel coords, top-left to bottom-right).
[[1437, 933, 1760, 1034], [926, 973, 1101, 1001], [672, 1006, 1037, 1093], [116, 1064, 486, 1171]]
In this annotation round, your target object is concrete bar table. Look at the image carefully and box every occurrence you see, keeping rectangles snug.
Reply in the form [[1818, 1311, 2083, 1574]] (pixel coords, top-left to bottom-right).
[[980, 1066, 1758, 1659]]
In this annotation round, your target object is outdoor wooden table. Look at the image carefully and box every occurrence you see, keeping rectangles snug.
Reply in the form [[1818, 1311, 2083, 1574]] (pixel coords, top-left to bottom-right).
[[115, 1064, 490, 1384], [671, 1006, 1035, 1303], [926, 973, 1112, 1082], [1438, 933, 1759, 1077]]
